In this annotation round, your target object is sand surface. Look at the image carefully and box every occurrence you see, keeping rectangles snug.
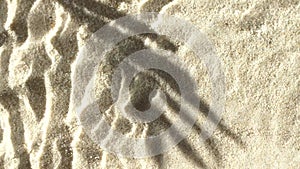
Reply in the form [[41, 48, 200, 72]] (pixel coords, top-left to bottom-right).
[[0, 0, 299, 168]]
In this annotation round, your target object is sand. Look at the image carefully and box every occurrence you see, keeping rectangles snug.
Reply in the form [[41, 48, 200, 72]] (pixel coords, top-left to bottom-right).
[[0, 0, 299, 168]]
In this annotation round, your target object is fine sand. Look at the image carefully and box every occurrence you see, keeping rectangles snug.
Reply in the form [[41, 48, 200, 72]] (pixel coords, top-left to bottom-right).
[[0, 0, 299, 168]]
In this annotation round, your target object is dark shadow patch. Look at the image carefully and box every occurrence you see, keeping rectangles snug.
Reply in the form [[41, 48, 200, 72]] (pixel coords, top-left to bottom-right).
[[0, 154, 4, 169], [56, 0, 122, 33], [140, 0, 174, 12], [0, 30, 8, 47], [205, 138, 222, 166], [72, 0, 124, 20], [239, 2, 269, 32], [178, 139, 208, 169], [27, 0, 56, 40], [9, 0, 36, 44], [0, 31, 13, 93], [129, 69, 180, 112], [0, 89, 31, 169], [25, 77, 46, 121], [0, 0, 8, 29], [275, 0, 299, 8], [50, 32, 78, 62], [218, 120, 247, 148], [157, 115, 209, 168], [194, 124, 222, 166]]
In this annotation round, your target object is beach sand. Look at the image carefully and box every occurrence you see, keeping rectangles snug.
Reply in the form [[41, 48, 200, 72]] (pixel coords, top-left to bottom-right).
[[0, 0, 299, 168]]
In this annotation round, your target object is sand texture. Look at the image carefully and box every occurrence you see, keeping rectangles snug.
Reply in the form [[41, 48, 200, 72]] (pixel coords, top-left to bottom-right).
[[0, 0, 299, 168]]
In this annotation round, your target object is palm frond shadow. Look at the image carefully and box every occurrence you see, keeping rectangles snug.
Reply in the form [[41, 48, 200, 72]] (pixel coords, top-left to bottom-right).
[[56, 0, 246, 168], [123, 51, 246, 168]]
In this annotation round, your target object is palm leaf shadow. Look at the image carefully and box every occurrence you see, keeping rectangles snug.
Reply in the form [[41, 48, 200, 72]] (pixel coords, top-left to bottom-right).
[[124, 51, 246, 168], [55, 0, 246, 168]]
